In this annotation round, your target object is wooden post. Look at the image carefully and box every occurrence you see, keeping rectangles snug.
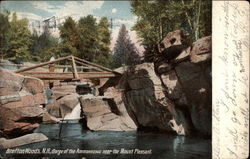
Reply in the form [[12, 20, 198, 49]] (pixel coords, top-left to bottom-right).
[[71, 56, 79, 79], [49, 64, 55, 72], [49, 57, 55, 88]]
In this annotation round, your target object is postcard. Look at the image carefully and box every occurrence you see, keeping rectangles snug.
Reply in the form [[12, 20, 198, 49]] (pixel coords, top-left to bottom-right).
[[0, 1, 249, 159]]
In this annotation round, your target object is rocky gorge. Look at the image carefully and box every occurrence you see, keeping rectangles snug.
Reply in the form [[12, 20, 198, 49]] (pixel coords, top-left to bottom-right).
[[0, 30, 211, 149], [100, 30, 212, 136]]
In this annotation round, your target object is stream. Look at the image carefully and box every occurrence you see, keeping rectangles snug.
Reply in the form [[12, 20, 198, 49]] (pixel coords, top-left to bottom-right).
[[1, 121, 211, 159]]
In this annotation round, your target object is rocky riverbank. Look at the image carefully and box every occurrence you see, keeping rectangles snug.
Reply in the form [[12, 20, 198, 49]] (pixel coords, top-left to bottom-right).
[[0, 30, 211, 149]]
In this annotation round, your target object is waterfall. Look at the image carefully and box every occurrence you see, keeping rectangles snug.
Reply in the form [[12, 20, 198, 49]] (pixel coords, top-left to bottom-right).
[[64, 103, 81, 120]]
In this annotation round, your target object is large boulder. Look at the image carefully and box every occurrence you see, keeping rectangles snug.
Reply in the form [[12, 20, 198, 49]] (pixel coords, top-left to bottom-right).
[[104, 86, 137, 130], [123, 63, 174, 132], [0, 106, 42, 137], [0, 68, 24, 96], [22, 77, 44, 94], [155, 30, 191, 75], [0, 68, 46, 138], [159, 29, 191, 51], [79, 94, 136, 131], [190, 36, 212, 63], [46, 93, 80, 119]]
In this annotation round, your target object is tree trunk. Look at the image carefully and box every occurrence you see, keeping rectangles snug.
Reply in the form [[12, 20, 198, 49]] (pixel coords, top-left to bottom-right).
[[195, 0, 201, 40], [159, 11, 163, 42], [181, 0, 193, 33]]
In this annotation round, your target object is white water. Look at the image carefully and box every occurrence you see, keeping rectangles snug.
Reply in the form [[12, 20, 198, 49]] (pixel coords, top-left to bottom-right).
[[64, 103, 81, 120]]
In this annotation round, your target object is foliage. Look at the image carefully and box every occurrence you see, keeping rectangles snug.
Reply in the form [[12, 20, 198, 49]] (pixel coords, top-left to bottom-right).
[[0, 10, 11, 59], [94, 17, 113, 68], [59, 16, 79, 57], [130, 0, 212, 62], [59, 15, 113, 68], [30, 31, 59, 62], [0, 11, 114, 68], [77, 15, 99, 61], [1, 13, 33, 63], [113, 24, 140, 68]]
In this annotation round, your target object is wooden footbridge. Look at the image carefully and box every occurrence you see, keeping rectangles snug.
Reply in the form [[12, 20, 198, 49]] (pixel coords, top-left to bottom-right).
[[14, 56, 121, 80]]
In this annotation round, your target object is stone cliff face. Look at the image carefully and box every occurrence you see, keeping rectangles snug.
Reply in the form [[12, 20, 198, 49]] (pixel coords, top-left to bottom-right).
[[158, 31, 212, 136], [103, 30, 212, 137], [123, 63, 174, 132]]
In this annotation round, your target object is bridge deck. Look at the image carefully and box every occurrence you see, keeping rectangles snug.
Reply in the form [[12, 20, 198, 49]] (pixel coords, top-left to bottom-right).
[[20, 72, 118, 80], [14, 55, 121, 81]]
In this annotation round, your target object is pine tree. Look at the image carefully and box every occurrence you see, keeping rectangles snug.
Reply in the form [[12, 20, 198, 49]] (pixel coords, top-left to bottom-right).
[[113, 24, 140, 68]]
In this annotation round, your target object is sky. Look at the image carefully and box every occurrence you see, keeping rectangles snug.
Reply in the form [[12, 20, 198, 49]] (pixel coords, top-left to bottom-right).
[[0, 1, 144, 53]]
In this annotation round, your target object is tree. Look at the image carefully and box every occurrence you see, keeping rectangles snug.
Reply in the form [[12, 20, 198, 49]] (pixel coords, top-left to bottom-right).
[[6, 13, 33, 63], [0, 10, 11, 59], [30, 31, 60, 62], [59, 16, 79, 57], [58, 15, 113, 67], [130, 0, 212, 62], [30, 30, 40, 61], [94, 17, 112, 68], [113, 24, 140, 68], [78, 15, 98, 62]]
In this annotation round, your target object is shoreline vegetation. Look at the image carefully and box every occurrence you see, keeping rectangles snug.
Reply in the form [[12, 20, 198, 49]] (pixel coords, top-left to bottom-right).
[[0, 0, 211, 68]]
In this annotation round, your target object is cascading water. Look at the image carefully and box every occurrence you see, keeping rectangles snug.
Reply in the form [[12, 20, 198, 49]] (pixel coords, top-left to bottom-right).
[[64, 103, 81, 120]]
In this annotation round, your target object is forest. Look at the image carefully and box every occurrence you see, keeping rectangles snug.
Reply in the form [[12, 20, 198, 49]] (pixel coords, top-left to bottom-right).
[[0, 0, 211, 68]]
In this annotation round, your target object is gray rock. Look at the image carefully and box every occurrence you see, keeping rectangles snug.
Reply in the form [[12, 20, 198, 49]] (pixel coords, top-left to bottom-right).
[[0, 133, 48, 149], [79, 95, 136, 131], [190, 36, 211, 63]]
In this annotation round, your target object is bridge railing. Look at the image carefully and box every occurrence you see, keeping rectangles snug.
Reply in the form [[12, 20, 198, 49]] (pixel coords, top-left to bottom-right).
[[1, 56, 121, 80]]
